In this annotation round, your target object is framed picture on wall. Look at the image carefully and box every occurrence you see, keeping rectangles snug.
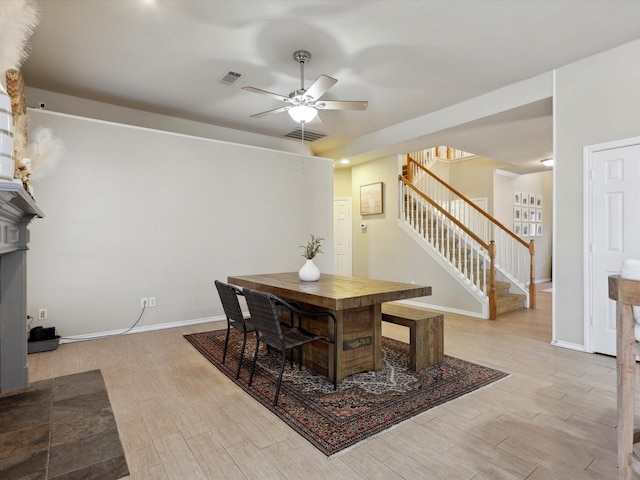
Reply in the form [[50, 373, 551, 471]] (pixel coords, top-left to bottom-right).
[[529, 209, 536, 221], [522, 210, 529, 221], [529, 194, 536, 206], [514, 223, 521, 236], [536, 224, 543, 236], [536, 196, 542, 208], [522, 224, 529, 236], [513, 192, 521, 206], [513, 207, 521, 221], [530, 223, 537, 237], [360, 182, 384, 215], [536, 209, 542, 222]]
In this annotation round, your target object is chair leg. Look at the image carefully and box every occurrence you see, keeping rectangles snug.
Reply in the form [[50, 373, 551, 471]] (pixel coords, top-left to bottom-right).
[[249, 337, 260, 387], [333, 322, 338, 390], [333, 341, 337, 390], [222, 323, 231, 364], [236, 331, 248, 379], [274, 350, 287, 406]]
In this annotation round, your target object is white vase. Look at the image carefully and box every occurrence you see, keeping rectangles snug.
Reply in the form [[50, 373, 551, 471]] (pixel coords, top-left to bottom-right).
[[0, 83, 14, 181], [299, 258, 320, 281]]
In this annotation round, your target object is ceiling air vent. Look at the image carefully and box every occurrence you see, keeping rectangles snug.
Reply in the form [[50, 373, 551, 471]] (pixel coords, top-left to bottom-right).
[[284, 128, 326, 142], [219, 71, 242, 85]]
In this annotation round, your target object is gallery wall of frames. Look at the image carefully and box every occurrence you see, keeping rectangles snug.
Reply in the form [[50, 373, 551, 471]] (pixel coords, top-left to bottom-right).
[[512, 191, 543, 237]]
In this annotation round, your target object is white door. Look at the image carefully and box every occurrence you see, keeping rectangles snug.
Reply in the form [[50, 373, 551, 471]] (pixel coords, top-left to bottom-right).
[[333, 198, 352, 276], [589, 142, 640, 356]]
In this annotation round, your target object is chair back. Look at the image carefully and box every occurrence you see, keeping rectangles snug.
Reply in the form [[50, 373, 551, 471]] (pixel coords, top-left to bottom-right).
[[242, 288, 284, 349], [215, 280, 249, 332]]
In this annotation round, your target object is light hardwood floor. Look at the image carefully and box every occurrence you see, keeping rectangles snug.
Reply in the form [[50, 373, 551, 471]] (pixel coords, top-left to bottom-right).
[[28, 288, 624, 479]]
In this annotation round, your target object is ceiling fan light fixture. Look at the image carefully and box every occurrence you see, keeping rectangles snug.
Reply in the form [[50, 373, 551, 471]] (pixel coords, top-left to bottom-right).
[[288, 105, 317, 123]]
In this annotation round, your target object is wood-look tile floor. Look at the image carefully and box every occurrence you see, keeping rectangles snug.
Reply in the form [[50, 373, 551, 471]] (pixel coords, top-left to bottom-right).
[[27, 287, 625, 479]]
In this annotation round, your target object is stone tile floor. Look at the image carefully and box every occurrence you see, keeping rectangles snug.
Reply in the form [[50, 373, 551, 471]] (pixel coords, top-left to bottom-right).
[[0, 369, 128, 480]]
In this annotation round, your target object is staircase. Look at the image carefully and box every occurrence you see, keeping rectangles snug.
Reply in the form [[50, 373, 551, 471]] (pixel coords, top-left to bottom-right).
[[400, 154, 535, 319], [495, 281, 526, 315]]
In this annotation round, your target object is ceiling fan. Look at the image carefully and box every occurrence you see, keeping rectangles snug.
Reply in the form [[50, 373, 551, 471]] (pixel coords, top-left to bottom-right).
[[242, 50, 368, 124]]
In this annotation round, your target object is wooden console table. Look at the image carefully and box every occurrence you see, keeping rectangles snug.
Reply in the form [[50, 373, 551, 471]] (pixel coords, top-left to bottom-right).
[[0, 183, 44, 394], [609, 275, 640, 479], [228, 272, 430, 383]]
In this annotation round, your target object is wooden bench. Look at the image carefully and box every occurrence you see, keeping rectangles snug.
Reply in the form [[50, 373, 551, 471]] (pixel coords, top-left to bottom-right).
[[381, 302, 444, 370]]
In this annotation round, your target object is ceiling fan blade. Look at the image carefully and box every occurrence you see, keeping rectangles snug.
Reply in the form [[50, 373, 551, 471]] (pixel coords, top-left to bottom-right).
[[315, 100, 368, 111], [242, 86, 290, 103], [249, 106, 290, 118], [304, 75, 337, 101]]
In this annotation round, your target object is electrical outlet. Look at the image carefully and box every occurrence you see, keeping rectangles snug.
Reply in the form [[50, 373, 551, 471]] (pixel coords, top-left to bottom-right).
[[38, 308, 47, 320], [141, 297, 148, 308], [148, 297, 156, 307]]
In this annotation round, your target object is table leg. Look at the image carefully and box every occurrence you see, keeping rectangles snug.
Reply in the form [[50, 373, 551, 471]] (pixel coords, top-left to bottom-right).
[[290, 302, 383, 383]]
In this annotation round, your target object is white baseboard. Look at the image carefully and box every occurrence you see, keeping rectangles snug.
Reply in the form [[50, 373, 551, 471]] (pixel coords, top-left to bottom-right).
[[395, 299, 488, 319], [60, 315, 226, 343], [551, 339, 586, 352]]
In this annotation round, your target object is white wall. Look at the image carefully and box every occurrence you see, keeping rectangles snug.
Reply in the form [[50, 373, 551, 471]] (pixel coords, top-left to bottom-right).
[[493, 170, 553, 282], [449, 157, 508, 215], [555, 38, 640, 348], [26, 110, 333, 338], [350, 155, 484, 316], [26, 87, 312, 157]]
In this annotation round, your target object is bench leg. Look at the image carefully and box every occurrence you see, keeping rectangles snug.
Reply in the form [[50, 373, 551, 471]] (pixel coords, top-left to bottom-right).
[[412, 317, 444, 371]]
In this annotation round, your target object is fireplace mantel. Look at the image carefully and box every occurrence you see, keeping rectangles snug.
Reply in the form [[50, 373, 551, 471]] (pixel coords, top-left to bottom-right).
[[0, 182, 44, 394]]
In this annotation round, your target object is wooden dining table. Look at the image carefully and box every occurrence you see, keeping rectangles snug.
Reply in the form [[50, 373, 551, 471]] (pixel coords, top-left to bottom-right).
[[227, 272, 430, 383]]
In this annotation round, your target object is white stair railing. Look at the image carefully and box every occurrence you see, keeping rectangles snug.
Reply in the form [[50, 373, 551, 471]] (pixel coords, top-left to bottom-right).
[[401, 157, 536, 317], [399, 179, 492, 300]]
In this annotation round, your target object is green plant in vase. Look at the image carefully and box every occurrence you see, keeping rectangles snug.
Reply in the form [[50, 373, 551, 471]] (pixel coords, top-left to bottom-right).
[[299, 234, 324, 281]]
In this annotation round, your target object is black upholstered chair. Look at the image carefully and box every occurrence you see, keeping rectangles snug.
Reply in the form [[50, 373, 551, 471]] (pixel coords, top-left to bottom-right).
[[243, 287, 337, 406], [215, 280, 256, 379]]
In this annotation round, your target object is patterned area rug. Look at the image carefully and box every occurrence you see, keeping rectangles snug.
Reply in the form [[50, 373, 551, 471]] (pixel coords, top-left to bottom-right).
[[185, 329, 508, 457]]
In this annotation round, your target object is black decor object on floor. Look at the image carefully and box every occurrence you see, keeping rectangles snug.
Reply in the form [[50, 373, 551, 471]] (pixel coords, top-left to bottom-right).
[[185, 329, 509, 457], [28, 326, 61, 354]]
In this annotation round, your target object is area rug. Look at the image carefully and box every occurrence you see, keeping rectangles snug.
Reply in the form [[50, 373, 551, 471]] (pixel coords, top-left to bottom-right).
[[185, 329, 508, 456], [0, 369, 129, 479]]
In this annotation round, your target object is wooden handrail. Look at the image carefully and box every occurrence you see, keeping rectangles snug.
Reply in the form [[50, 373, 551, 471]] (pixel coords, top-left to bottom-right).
[[399, 176, 489, 249], [400, 176, 498, 318], [403, 155, 537, 317], [407, 157, 529, 248]]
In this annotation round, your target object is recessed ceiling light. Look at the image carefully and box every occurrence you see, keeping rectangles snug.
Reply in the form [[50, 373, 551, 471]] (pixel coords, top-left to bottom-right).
[[340, 159, 350, 165], [541, 158, 554, 167]]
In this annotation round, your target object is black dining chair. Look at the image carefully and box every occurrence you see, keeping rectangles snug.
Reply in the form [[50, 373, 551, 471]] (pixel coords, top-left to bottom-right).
[[215, 280, 256, 379], [243, 287, 337, 406]]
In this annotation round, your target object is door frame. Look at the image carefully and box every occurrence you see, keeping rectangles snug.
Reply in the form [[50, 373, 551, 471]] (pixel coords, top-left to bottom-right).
[[583, 135, 640, 353]]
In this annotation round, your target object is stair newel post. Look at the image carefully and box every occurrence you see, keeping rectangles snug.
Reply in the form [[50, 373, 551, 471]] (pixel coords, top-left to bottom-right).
[[489, 240, 497, 320], [528, 239, 536, 309]]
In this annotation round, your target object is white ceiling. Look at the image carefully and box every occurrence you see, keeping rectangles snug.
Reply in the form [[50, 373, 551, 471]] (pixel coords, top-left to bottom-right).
[[19, 0, 640, 173]]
